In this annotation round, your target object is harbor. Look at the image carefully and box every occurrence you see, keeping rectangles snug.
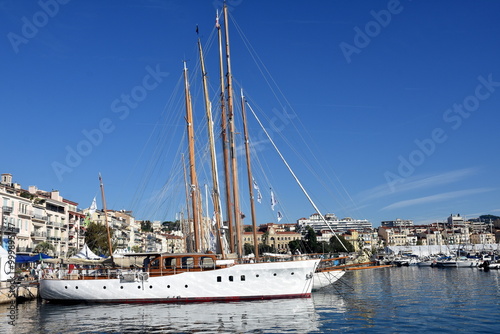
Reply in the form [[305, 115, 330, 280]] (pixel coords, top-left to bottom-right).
[[1, 0, 499, 331], [2, 266, 499, 333]]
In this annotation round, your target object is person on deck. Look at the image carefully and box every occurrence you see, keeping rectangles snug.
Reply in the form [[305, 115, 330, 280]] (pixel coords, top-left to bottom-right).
[[143, 256, 151, 272]]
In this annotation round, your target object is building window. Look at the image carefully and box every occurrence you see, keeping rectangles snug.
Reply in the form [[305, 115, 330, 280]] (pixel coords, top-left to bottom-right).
[[217, 276, 221, 282], [241, 275, 245, 281], [229, 276, 233, 282]]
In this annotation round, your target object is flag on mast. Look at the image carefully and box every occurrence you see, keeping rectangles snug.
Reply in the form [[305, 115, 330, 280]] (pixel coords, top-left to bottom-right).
[[252, 177, 259, 190], [89, 197, 97, 214], [270, 189, 277, 211], [277, 211, 283, 222], [253, 177, 262, 203]]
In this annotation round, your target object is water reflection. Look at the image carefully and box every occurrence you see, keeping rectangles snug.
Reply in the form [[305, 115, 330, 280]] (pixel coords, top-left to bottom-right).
[[3, 268, 498, 333], [1, 297, 324, 333]]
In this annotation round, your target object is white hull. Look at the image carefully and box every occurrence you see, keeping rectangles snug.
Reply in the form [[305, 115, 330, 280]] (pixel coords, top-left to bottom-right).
[[436, 260, 477, 268], [40, 260, 319, 303], [417, 261, 435, 267], [312, 270, 345, 290]]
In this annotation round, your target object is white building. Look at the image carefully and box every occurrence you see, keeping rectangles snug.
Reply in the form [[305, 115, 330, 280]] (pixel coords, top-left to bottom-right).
[[381, 218, 414, 227], [1, 173, 85, 257], [297, 213, 372, 233]]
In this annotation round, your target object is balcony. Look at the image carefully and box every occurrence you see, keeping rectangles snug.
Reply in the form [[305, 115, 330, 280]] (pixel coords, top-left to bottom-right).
[[33, 214, 48, 222], [0, 225, 19, 234], [2, 205, 13, 214], [18, 210, 33, 218], [16, 246, 33, 253], [31, 231, 47, 239]]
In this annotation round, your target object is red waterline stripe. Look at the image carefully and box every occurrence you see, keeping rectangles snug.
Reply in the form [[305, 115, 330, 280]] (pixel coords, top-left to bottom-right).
[[46, 293, 312, 304]]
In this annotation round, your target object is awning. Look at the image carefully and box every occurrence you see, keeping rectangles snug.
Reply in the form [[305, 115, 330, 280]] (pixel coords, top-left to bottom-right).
[[15, 253, 53, 263]]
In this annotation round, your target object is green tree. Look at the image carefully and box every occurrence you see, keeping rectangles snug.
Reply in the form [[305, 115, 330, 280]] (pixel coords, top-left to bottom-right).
[[20, 191, 34, 200], [34, 241, 55, 254], [258, 243, 274, 254], [288, 239, 305, 254], [244, 225, 253, 232], [304, 226, 319, 253], [141, 220, 153, 232], [243, 243, 254, 255], [317, 241, 332, 253], [85, 221, 115, 256], [66, 247, 78, 258], [330, 234, 354, 253], [162, 221, 179, 231], [262, 230, 269, 246], [479, 214, 500, 222]]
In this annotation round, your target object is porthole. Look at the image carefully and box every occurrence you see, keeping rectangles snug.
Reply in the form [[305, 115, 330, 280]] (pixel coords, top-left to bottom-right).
[[120, 286, 123, 289], [291, 272, 295, 275], [167, 285, 170, 288], [256, 274, 259, 278], [149, 285, 153, 289], [75, 286, 78, 289], [64, 286, 67, 289], [103, 286, 106, 289], [273, 273, 277, 276], [185, 284, 188, 288], [138, 286, 141, 289]]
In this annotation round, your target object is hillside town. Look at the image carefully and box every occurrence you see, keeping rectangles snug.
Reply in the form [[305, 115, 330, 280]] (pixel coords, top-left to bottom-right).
[[2, 173, 499, 259]]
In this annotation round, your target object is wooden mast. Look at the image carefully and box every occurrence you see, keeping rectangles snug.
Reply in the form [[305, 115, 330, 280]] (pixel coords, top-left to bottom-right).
[[197, 36, 226, 258], [240, 89, 259, 261], [98, 173, 113, 263], [223, 4, 243, 258], [181, 153, 193, 252], [183, 61, 200, 252], [216, 10, 235, 254]]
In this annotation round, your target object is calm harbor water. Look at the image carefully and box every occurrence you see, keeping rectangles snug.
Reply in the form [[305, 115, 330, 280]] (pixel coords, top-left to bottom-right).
[[1, 267, 499, 333]]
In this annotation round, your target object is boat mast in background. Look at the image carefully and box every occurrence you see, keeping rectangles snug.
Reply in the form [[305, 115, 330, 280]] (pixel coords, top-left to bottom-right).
[[216, 9, 234, 254], [183, 61, 201, 252], [241, 89, 259, 261], [223, 4, 243, 258], [198, 35, 226, 258], [181, 153, 193, 252], [98, 173, 114, 263]]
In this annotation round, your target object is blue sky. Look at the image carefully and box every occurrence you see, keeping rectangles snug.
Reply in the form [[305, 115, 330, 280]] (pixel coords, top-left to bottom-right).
[[1, 0, 499, 227]]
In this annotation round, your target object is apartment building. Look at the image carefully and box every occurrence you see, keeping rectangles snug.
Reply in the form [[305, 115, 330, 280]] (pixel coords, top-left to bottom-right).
[[297, 213, 372, 233], [1, 173, 85, 257]]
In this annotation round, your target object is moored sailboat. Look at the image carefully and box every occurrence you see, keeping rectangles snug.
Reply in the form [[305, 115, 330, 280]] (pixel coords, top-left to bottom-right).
[[40, 4, 321, 303]]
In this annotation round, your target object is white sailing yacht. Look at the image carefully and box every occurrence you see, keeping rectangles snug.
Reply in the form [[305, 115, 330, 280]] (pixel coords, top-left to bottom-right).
[[40, 5, 321, 303]]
